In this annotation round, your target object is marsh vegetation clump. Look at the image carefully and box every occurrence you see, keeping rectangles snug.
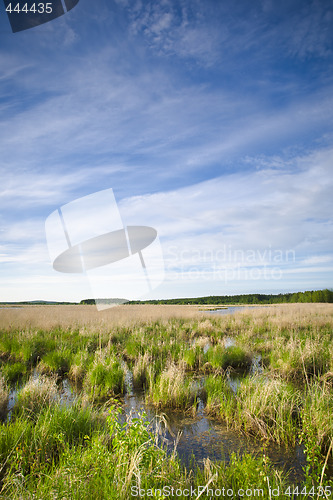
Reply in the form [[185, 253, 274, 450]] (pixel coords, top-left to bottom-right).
[[301, 380, 333, 454], [205, 373, 303, 445], [266, 331, 332, 381], [69, 351, 92, 385], [205, 344, 252, 372], [147, 362, 197, 409], [85, 354, 125, 401], [236, 376, 302, 445], [1, 361, 26, 384], [182, 344, 205, 370], [132, 351, 151, 388], [14, 374, 58, 417], [196, 318, 215, 333], [38, 349, 72, 376], [0, 401, 102, 489], [204, 374, 237, 426]]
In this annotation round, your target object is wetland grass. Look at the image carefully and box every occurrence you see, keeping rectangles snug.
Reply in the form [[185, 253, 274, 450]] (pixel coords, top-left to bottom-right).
[[0, 303, 332, 497], [236, 376, 301, 446], [85, 355, 125, 401], [301, 380, 333, 454], [13, 374, 58, 417], [182, 344, 205, 370], [132, 351, 151, 388], [147, 363, 197, 409], [0, 400, 102, 491], [205, 374, 303, 445], [204, 375, 237, 426], [69, 350, 94, 386], [1, 362, 26, 384], [38, 349, 72, 376], [205, 344, 252, 371]]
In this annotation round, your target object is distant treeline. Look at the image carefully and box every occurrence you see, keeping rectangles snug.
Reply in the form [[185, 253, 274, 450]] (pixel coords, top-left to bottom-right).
[[4, 290, 332, 307], [80, 298, 126, 305], [0, 300, 75, 305], [127, 289, 333, 305]]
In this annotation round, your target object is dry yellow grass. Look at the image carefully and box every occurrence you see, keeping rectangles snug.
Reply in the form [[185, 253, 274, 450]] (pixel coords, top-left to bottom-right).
[[228, 303, 333, 338], [0, 304, 204, 331], [1, 303, 332, 336]]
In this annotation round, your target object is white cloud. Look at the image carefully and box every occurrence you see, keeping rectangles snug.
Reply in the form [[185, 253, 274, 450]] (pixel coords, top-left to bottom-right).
[[301, 255, 333, 265], [119, 147, 333, 274]]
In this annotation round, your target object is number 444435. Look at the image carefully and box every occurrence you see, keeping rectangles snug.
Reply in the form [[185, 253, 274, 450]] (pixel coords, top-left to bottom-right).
[[5, 3, 53, 14]]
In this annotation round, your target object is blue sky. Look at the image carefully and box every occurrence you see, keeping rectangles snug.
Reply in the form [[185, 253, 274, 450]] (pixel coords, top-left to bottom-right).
[[0, 0, 333, 302]]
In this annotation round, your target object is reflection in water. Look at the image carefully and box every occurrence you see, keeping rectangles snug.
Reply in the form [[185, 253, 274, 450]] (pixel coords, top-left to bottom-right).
[[251, 354, 263, 375], [121, 391, 308, 483], [224, 336, 236, 348], [6, 374, 76, 421], [6, 386, 19, 421], [226, 373, 242, 394], [59, 378, 76, 406], [208, 305, 271, 316], [208, 306, 253, 315]]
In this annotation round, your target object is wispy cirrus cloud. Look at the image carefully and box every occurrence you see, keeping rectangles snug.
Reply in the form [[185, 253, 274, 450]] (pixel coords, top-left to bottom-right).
[[126, 0, 223, 66], [1, 40, 332, 198], [120, 145, 333, 258]]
